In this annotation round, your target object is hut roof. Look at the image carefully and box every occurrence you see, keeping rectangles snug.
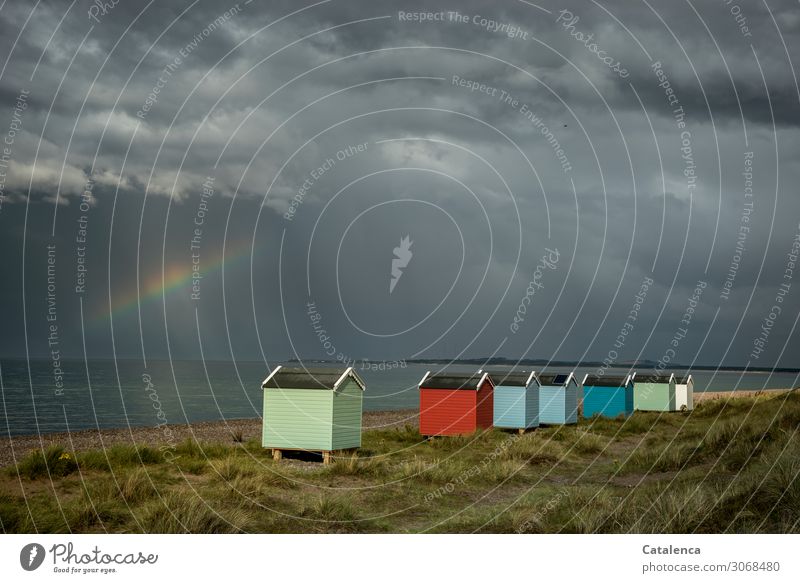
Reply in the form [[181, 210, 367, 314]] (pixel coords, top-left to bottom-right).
[[261, 366, 365, 391], [537, 372, 575, 387], [675, 374, 693, 384], [491, 370, 538, 387], [635, 373, 675, 384], [582, 374, 631, 387], [418, 371, 490, 390], [651, 374, 674, 383]]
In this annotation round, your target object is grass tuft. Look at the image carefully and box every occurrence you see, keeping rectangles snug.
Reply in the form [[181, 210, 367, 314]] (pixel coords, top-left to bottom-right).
[[141, 492, 251, 533], [327, 453, 386, 477], [9, 446, 78, 480], [502, 436, 566, 465]]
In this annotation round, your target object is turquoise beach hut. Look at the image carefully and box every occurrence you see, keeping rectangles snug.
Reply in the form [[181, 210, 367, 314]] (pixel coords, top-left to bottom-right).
[[538, 372, 580, 425], [582, 373, 635, 419], [492, 370, 539, 432]]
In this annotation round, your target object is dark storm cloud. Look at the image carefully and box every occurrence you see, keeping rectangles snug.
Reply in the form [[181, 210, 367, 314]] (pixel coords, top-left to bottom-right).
[[0, 0, 798, 368]]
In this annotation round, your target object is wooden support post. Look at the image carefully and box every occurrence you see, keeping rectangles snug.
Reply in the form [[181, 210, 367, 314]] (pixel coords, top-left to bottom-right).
[[323, 451, 332, 465], [272, 449, 282, 462], [518, 428, 526, 435]]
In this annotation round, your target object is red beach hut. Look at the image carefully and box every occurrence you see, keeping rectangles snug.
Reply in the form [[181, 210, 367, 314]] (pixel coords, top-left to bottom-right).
[[418, 371, 494, 437]]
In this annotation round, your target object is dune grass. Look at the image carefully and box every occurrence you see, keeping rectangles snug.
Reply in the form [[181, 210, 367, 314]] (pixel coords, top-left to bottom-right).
[[2, 390, 799, 533]]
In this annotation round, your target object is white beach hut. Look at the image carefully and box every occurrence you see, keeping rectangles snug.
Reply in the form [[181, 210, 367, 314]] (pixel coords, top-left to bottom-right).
[[675, 374, 694, 411]]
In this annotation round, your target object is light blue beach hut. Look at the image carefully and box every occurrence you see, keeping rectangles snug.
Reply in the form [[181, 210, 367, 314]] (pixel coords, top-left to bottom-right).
[[492, 370, 539, 432], [538, 372, 580, 425], [582, 373, 635, 419]]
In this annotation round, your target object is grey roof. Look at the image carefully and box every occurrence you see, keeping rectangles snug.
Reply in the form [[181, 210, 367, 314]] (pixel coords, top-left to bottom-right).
[[419, 372, 487, 390], [583, 375, 630, 387], [261, 366, 365, 390], [676, 374, 693, 384], [635, 374, 674, 384], [492, 371, 536, 387], [538, 372, 573, 387]]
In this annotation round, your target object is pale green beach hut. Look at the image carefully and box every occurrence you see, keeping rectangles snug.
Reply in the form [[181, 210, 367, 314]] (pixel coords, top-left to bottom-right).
[[261, 366, 365, 463], [633, 373, 677, 411]]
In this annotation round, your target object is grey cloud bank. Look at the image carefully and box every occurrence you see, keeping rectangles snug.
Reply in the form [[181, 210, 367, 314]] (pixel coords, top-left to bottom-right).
[[0, 0, 798, 370]]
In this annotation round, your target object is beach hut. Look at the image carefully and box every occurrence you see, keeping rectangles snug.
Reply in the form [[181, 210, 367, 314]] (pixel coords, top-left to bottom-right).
[[633, 373, 676, 411], [538, 372, 580, 425], [418, 371, 494, 437], [261, 366, 365, 463], [675, 374, 694, 411], [582, 374, 635, 419], [492, 370, 539, 433]]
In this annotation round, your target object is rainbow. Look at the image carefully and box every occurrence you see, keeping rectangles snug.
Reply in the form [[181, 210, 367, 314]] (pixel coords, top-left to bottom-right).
[[93, 238, 255, 324]]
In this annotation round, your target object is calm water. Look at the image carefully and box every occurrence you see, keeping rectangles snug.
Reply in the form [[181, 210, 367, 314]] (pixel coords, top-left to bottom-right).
[[1, 359, 797, 436]]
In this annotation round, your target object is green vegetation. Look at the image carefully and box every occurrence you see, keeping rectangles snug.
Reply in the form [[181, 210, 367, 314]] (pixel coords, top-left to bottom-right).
[[2, 391, 799, 533]]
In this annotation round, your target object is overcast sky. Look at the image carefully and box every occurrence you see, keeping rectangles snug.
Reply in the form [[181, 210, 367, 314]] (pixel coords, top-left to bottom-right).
[[0, 0, 798, 368]]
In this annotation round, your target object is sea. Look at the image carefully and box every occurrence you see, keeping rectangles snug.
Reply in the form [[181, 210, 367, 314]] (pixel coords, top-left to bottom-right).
[[1, 359, 798, 436]]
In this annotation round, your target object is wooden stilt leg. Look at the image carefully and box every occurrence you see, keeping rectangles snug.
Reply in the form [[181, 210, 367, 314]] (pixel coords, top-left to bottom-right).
[[272, 449, 282, 461], [323, 451, 332, 465]]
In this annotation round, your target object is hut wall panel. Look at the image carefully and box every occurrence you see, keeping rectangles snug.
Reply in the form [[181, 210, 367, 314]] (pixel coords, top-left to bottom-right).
[[539, 386, 566, 424], [634, 382, 676, 411], [583, 386, 631, 418], [676, 383, 694, 410], [494, 386, 526, 428], [419, 389, 477, 436], [565, 385, 579, 424], [475, 382, 494, 429], [332, 379, 363, 450], [262, 389, 333, 450], [634, 382, 663, 410], [525, 385, 540, 427]]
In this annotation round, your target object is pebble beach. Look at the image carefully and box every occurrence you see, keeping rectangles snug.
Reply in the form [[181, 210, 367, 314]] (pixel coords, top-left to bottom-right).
[[1, 389, 793, 469]]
